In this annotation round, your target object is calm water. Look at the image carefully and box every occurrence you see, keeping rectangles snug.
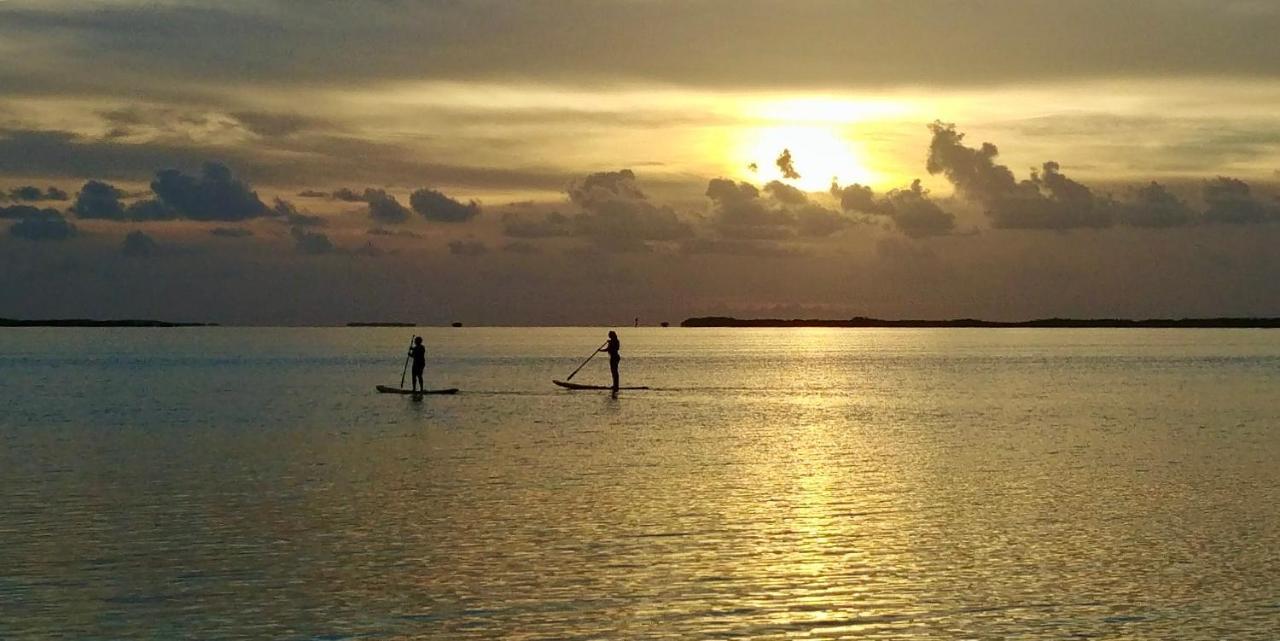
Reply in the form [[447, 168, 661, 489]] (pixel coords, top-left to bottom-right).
[[1, 327, 1278, 639]]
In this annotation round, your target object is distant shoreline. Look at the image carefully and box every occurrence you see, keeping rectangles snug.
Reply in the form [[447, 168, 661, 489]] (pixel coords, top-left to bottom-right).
[[681, 316, 1280, 328], [0, 319, 214, 328]]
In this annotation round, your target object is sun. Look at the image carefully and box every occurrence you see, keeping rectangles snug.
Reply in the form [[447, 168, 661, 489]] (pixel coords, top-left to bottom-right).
[[739, 125, 878, 192]]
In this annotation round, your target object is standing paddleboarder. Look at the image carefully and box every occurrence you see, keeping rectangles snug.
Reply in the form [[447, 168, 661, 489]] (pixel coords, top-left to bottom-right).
[[409, 336, 427, 392], [600, 330, 621, 391]]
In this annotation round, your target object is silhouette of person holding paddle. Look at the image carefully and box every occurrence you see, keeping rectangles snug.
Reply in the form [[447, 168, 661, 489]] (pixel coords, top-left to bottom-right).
[[409, 336, 426, 392], [600, 330, 621, 391]]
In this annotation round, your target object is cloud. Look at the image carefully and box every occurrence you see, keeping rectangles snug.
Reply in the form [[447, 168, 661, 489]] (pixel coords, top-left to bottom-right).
[[231, 111, 314, 138], [332, 188, 366, 202], [7, 185, 68, 202], [297, 189, 329, 198], [270, 198, 325, 227], [678, 238, 803, 257], [6, 207, 77, 241], [1202, 177, 1280, 224], [121, 230, 160, 258], [1118, 182, 1196, 228], [706, 177, 847, 239], [832, 179, 955, 237], [927, 122, 1279, 230], [448, 240, 488, 257], [776, 149, 800, 180], [362, 189, 412, 224], [501, 241, 541, 254], [566, 169, 693, 249], [502, 211, 573, 238], [291, 226, 335, 255], [150, 162, 269, 221], [70, 180, 127, 219], [410, 188, 481, 222], [210, 227, 254, 238], [367, 227, 422, 238]]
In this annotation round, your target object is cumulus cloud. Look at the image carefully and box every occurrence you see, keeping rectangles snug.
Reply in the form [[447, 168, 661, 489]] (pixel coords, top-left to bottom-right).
[[150, 162, 269, 221], [367, 227, 422, 238], [831, 179, 956, 238], [502, 211, 574, 238], [927, 122, 1279, 230], [501, 241, 541, 254], [291, 226, 335, 254], [7, 185, 68, 202], [1202, 177, 1280, 224], [776, 149, 800, 180], [410, 188, 480, 222], [448, 240, 488, 257], [362, 189, 412, 224], [297, 189, 330, 198], [121, 230, 160, 258], [6, 207, 77, 241], [210, 227, 254, 238], [270, 198, 325, 227], [566, 169, 693, 249], [71, 180, 127, 220], [706, 178, 848, 239]]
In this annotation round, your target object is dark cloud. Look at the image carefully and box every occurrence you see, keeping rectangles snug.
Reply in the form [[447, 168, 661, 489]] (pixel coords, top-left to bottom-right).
[[270, 198, 325, 227], [7, 208, 77, 241], [367, 227, 422, 238], [291, 226, 335, 255], [502, 211, 573, 238], [879, 180, 957, 238], [210, 227, 254, 238], [297, 189, 329, 198], [1202, 177, 1280, 224], [448, 240, 489, 257], [832, 179, 955, 238], [362, 189, 412, 224], [410, 188, 481, 223], [925, 121, 1102, 230], [566, 170, 693, 248], [6, 1, 1280, 94], [121, 230, 160, 258], [129, 199, 179, 221], [706, 178, 847, 239], [501, 241, 541, 254], [7, 185, 68, 202], [678, 238, 803, 257], [231, 111, 314, 138], [151, 162, 269, 221], [763, 180, 807, 205], [71, 180, 127, 220], [776, 149, 800, 180], [927, 122, 1278, 230], [332, 187, 366, 202], [1118, 182, 1196, 228]]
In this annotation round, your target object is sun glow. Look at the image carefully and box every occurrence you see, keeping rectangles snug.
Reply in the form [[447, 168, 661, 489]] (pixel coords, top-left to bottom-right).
[[733, 96, 910, 192], [740, 125, 878, 192]]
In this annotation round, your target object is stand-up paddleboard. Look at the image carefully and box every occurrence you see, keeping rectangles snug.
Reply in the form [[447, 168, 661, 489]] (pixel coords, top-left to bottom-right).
[[553, 380, 649, 391], [376, 385, 459, 395]]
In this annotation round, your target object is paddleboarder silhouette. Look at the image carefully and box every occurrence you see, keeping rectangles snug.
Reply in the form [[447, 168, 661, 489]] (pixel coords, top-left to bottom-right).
[[600, 330, 621, 391], [409, 336, 426, 392]]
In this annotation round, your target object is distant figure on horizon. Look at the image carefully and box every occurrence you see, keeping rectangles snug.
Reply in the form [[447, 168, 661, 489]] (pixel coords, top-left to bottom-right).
[[600, 330, 621, 390], [409, 336, 427, 391]]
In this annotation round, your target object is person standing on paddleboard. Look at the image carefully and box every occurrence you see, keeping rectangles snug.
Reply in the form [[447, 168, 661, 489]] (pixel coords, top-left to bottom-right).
[[600, 331, 621, 391], [409, 336, 427, 392]]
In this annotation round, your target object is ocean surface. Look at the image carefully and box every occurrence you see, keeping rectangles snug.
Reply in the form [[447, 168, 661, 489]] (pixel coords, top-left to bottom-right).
[[1, 327, 1278, 640]]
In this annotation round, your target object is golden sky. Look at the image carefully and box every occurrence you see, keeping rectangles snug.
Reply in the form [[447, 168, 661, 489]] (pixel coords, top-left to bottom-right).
[[3, 0, 1280, 323]]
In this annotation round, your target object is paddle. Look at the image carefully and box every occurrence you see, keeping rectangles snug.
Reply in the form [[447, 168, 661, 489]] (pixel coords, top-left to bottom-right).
[[399, 335, 416, 389], [565, 341, 608, 381]]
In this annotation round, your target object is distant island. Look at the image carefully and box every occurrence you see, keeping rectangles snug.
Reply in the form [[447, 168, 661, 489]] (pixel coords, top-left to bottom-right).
[[682, 316, 1280, 328], [347, 322, 415, 327], [0, 318, 214, 327]]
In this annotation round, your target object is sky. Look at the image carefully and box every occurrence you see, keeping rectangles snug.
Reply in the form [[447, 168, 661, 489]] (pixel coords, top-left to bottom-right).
[[2, 0, 1280, 325]]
